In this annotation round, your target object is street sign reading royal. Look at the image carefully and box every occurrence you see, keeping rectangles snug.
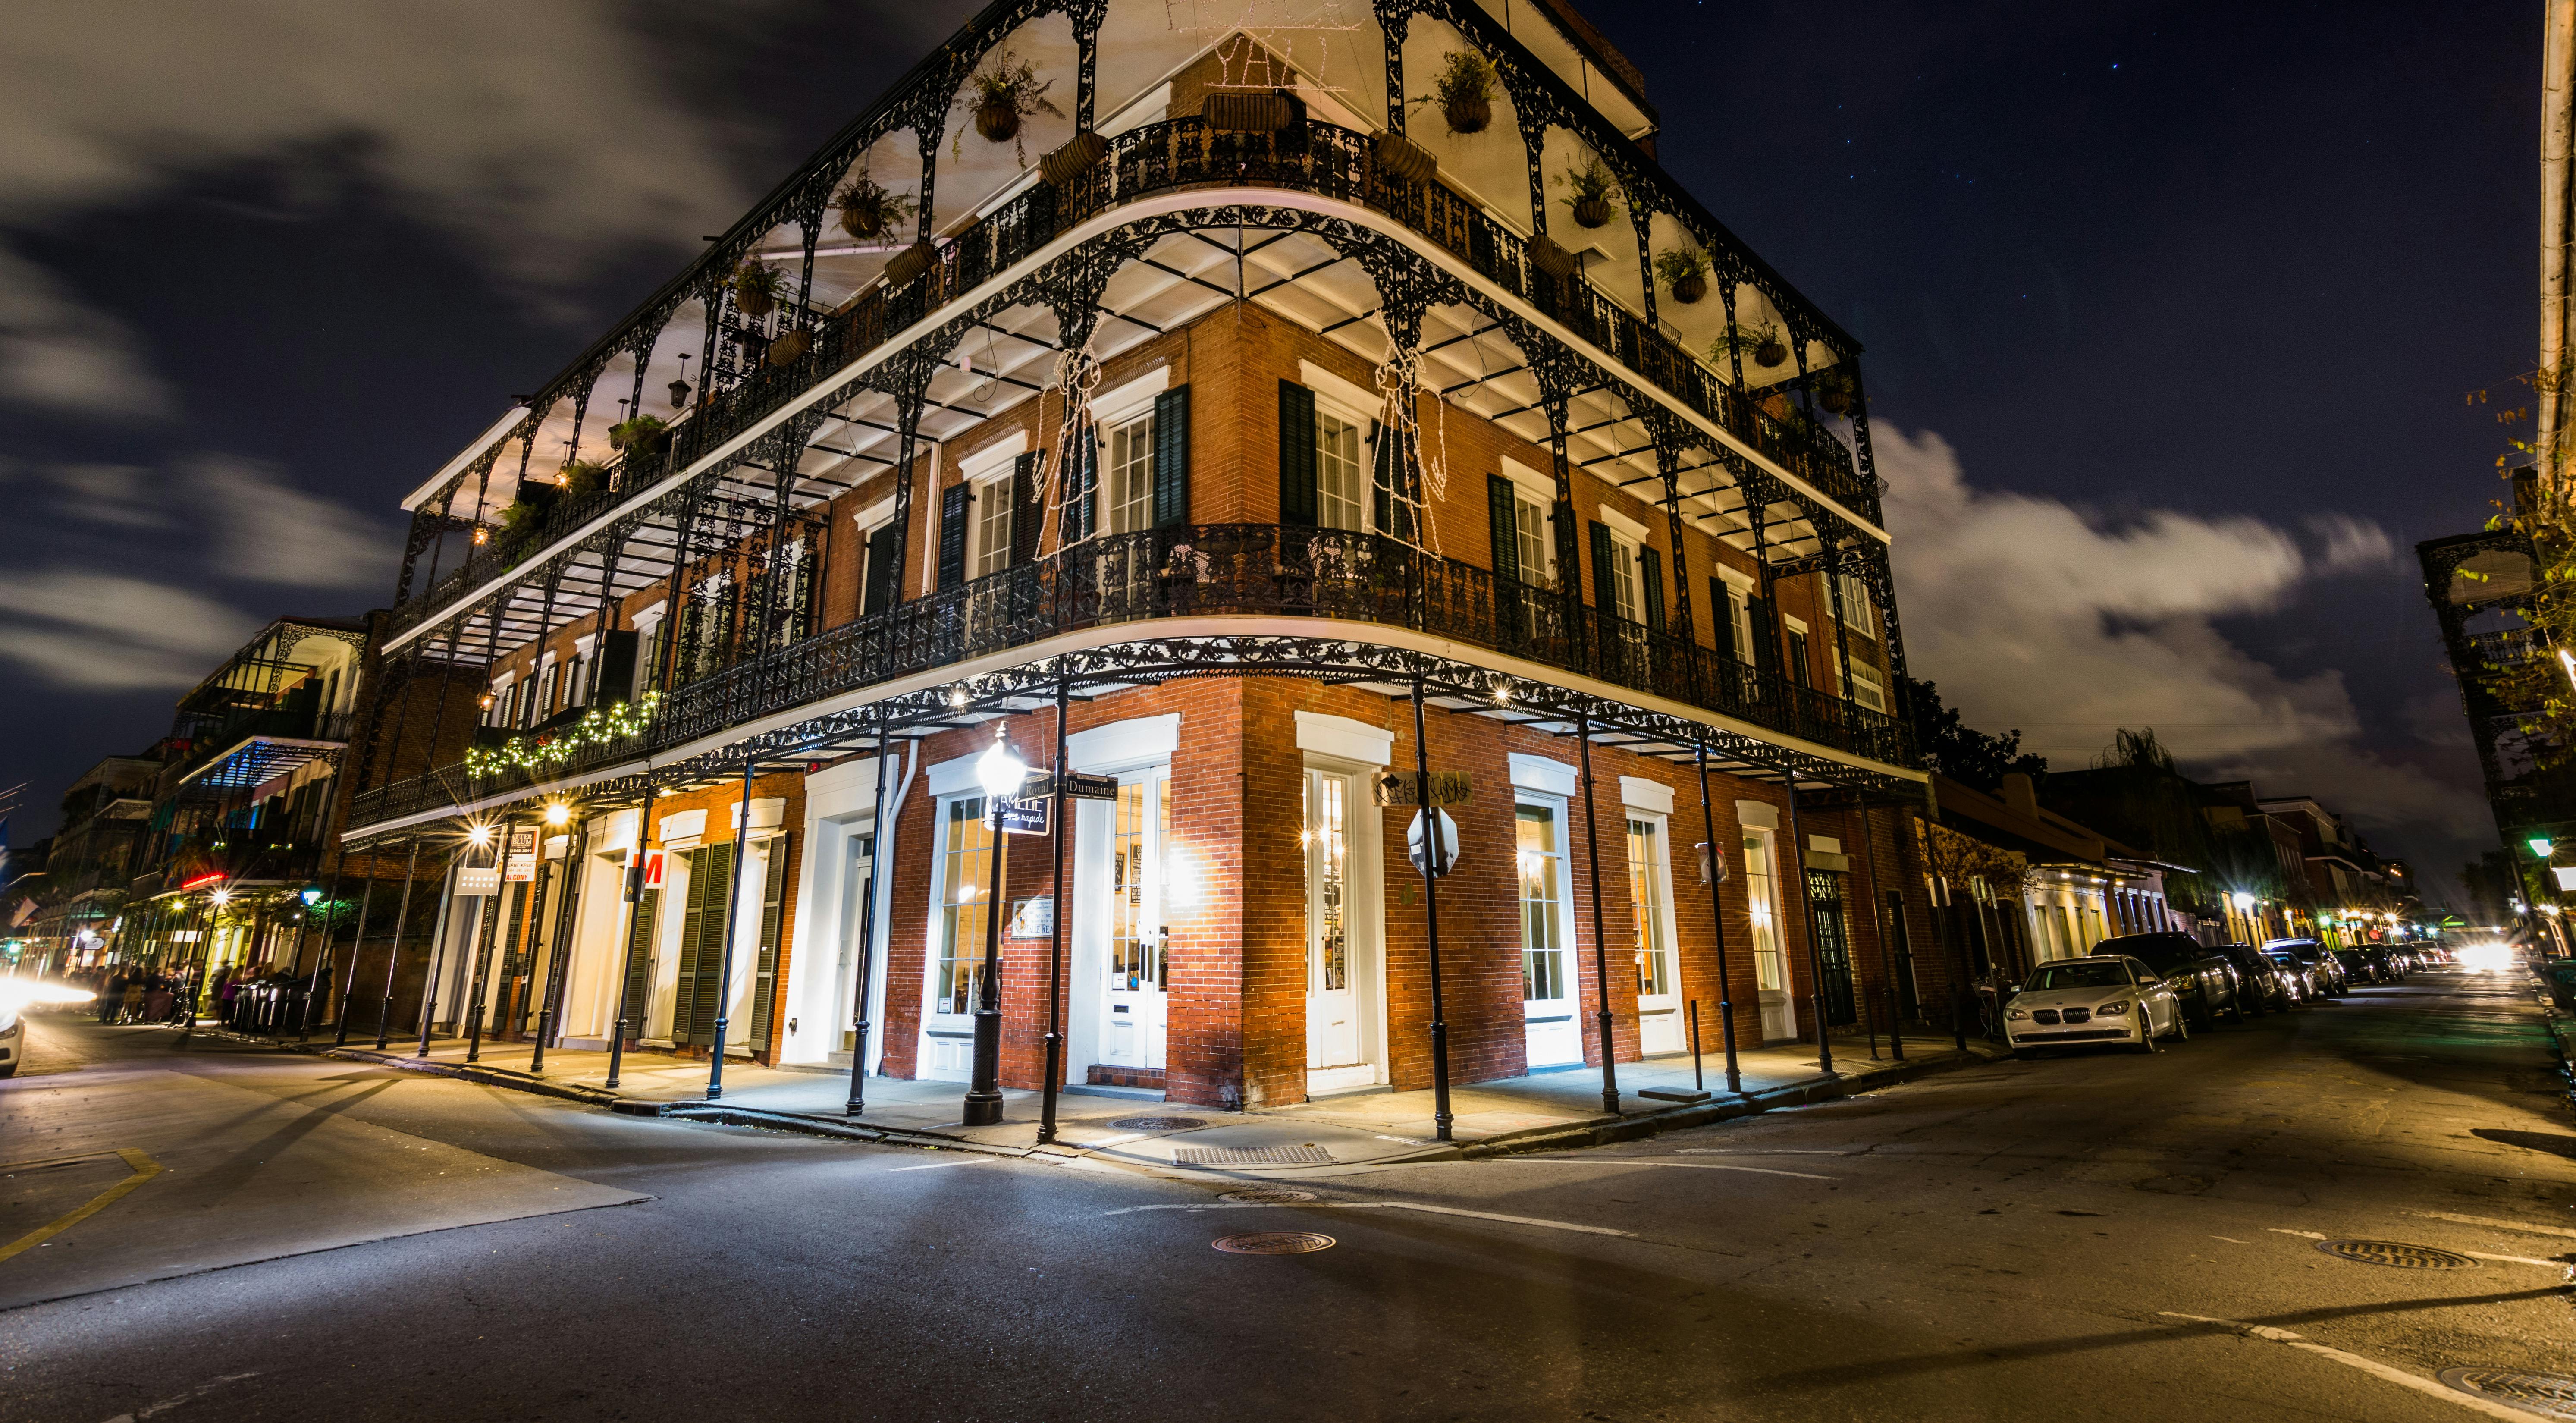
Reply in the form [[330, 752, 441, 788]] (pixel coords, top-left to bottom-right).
[[1371, 771, 1472, 808]]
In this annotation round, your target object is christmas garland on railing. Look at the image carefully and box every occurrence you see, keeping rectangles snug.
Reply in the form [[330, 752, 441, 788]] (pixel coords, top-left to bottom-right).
[[465, 694, 660, 780]]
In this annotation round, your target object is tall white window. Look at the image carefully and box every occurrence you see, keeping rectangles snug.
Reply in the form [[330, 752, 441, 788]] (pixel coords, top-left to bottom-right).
[[1849, 661, 1887, 713], [1516, 804, 1566, 1002], [1106, 413, 1153, 534], [1607, 536, 1641, 622], [932, 796, 992, 1017], [1316, 409, 1367, 532], [1742, 827, 1787, 992], [972, 475, 1013, 578], [1515, 492, 1552, 586], [1836, 572, 1878, 638], [1628, 817, 1675, 996]]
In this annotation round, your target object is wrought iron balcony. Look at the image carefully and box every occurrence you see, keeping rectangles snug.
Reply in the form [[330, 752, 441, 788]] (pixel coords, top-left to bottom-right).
[[389, 115, 1874, 640], [352, 523, 1912, 829], [169, 707, 354, 791]]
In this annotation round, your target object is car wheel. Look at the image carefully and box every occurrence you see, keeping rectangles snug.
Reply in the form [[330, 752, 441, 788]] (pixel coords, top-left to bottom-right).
[[2130, 1024, 2155, 1055], [2169, 1007, 2191, 1043]]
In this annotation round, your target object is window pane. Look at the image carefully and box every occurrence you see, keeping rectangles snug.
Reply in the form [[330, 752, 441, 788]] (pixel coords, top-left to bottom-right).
[[1318, 411, 1366, 532], [1628, 817, 1672, 996], [1518, 805, 1566, 1002], [935, 798, 991, 1015], [974, 477, 1012, 578], [1515, 497, 1550, 585], [1108, 414, 1153, 534], [1743, 830, 1785, 991]]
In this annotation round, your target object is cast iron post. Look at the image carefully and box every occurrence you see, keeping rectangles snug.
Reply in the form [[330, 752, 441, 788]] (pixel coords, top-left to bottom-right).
[[847, 724, 892, 1115], [1577, 714, 1620, 1116], [1412, 673, 1454, 1140], [1040, 677, 1070, 1144], [962, 724, 1014, 1128], [1783, 780, 1834, 1075], [1693, 741, 1744, 1094], [706, 760, 759, 1100]]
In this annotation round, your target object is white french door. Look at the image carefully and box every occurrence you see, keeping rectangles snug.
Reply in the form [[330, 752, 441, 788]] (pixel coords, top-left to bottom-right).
[[1628, 816, 1684, 1055], [1304, 765, 1374, 1089], [1743, 828, 1798, 1040], [1516, 800, 1582, 1067], [1097, 771, 1169, 1072], [919, 795, 990, 1081]]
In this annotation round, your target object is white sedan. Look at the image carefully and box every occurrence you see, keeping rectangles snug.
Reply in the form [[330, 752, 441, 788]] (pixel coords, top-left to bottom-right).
[[2005, 955, 2186, 1056]]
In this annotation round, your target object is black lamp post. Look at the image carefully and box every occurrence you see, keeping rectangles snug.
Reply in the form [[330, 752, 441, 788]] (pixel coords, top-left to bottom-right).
[[963, 722, 1026, 1127]]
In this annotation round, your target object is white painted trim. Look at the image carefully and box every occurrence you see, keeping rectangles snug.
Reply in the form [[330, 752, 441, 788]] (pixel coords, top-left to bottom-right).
[[1619, 775, 1674, 815], [1068, 712, 1182, 773], [1295, 710, 1393, 766], [729, 797, 787, 832], [925, 748, 991, 799], [1299, 360, 1380, 422], [1100, 82, 1171, 138], [1510, 752, 1578, 799], [657, 808, 707, 843], [1735, 799, 1779, 830], [1783, 614, 1809, 636], [1090, 364, 1172, 430], [632, 599, 667, 626], [1808, 835, 1843, 854], [853, 494, 897, 532], [1713, 563, 1755, 593], [1596, 502, 1650, 542], [955, 430, 1029, 484], [1501, 455, 1554, 504]]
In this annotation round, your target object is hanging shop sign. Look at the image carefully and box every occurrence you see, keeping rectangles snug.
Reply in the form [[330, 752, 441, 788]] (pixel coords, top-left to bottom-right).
[[989, 791, 1051, 836], [1373, 771, 1473, 808], [458, 866, 502, 898]]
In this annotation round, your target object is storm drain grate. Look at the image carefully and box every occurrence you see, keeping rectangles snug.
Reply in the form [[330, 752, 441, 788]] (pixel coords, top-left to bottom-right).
[[2441, 1369, 2576, 1418], [1108, 1116, 1207, 1131], [2314, 1239, 2482, 1270], [1175, 1145, 1335, 1167], [1220, 1188, 1320, 1204], [1212, 1231, 1336, 1255]]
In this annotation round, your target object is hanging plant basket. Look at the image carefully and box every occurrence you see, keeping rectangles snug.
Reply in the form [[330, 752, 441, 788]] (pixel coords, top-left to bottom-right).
[[1754, 337, 1788, 369], [730, 261, 782, 319], [1373, 131, 1438, 186], [766, 328, 811, 368], [1527, 234, 1581, 280], [882, 240, 937, 289], [607, 415, 671, 456], [1654, 247, 1711, 305], [1571, 196, 1612, 229], [834, 176, 913, 242], [1040, 129, 1109, 188], [1670, 272, 1707, 304], [953, 50, 1061, 165], [1814, 368, 1856, 416], [1417, 51, 1495, 136], [976, 96, 1020, 145], [1554, 156, 1622, 231]]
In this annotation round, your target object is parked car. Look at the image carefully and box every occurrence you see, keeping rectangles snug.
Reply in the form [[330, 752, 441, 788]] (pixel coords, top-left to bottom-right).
[[2095, 932, 2244, 1025], [2259, 947, 2319, 1004], [2333, 947, 2383, 986], [2268, 938, 2348, 997], [2005, 955, 2187, 1056], [2217, 943, 2291, 1013]]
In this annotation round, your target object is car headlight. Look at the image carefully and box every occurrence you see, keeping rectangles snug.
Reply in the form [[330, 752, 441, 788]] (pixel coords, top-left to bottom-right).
[[2006, 1009, 2028, 1021], [2096, 1000, 2131, 1015]]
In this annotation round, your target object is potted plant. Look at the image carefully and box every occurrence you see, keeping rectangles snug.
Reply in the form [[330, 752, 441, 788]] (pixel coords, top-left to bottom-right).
[[1812, 366, 1857, 416], [1415, 50, 1494, 135], [608, 415, 670, 457], [766, 327, 811, 368], [730, 261, 784, 318], [834, 175, 913, 242], [499, 499, 540, 534], [1554, 156, 1620, 229], [1654, 246, 1710, 305], [954, 50, 1061, 165], [1708, 319, 1779, 369], [557, 460, 608, 499]]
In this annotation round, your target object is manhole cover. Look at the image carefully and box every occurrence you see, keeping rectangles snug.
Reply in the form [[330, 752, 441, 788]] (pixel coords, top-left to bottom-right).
[[1109, 1116, 1207, 1131], [1176, 1145, 1335, 1167], [1212, 1231, 1335, 1255], [1219, 1188, 1319, 1203], [2442, 1369, 2576, 1419], [2315, 1239, 2481, 1270]]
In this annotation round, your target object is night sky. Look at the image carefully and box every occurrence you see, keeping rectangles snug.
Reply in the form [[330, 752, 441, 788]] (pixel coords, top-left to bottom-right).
[[0, 1, 2533, 902]]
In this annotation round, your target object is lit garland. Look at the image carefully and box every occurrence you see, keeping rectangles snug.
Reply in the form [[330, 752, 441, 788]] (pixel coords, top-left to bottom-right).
[[466, 694, 661, 779]]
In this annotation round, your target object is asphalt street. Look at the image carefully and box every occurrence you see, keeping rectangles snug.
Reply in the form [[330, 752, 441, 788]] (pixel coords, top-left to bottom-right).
[[4, 969, 2573, 1423]]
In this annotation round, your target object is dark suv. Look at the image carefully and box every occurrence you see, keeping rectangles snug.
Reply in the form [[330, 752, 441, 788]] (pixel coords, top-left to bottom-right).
[[2094, 932, 2243, 1026]]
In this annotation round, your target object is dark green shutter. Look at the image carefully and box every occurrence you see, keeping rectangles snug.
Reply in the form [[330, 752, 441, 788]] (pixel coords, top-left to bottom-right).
[[1063, 436, 1097, 543], [1487, 476, 1520, 584], [1588, 521, 1616, 614], [936, 483, 970, 589], [1710, 578, 1736, 661], [1010, 451, 1042, 565], [863, 522, 901, 615], [1748, 594, 1779, 677], [619, 876, 659, 1038], [674, 842, 734, 1047], [1153, 386, 1191, 527], [747, 834, 791, 1053], [1640, 546, 1665, 633], [1279, 381, 1317, 525]]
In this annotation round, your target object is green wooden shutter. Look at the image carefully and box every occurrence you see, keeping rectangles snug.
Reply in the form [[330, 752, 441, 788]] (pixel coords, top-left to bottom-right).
[[1010, 452, 1042, 565], [1279, 381, 1317, 525], [1588, 521, 1616, 613], [1640, 546, 1665, 633], [1487, 475, 1520, 584], [1153, 386, 1191, 527], [936, 483, 970, 590], [670, 854, 704, 1042], [674, 842, 734, 1047], [1063, 436, 1097, 544], [747, 835, 791, 1052], [1710, 578, 1736, 660], [1748, 594, 1779, 677], [619, 879, 659, 1038]]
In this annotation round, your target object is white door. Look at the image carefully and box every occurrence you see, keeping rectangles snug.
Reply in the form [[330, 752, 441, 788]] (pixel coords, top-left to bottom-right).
[[834, 828, 874, 1061], [1516, 801, 1583, 1067], [1743, 828, 1799, 1040], [1628, 816, 1685, 1055], [1304, 766, 1368, 1087], [919, 795, 991, 1081], [1098, 771, 1168, 1072]]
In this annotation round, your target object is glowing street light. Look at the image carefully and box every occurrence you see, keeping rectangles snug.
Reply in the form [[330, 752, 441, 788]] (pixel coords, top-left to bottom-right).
[[2530, 837, 2555, 858], [544, 801, 571, 827], [2229, 891, 2256, 911]]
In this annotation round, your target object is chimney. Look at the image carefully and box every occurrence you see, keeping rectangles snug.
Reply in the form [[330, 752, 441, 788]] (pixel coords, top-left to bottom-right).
[[2002, 772, 2039, 821]]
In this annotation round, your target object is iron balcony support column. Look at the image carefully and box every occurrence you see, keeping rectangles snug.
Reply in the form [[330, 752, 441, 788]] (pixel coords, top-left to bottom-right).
[[329, 872, 376, 1045], [298, 864, 344, 1037], [1693, 741, 1743, 1095], [1412, 673, 1455, 1140], [1039, 677, 1070, 1144], [846, 726, 891, 1115], [1858, 799, 1902, 1062], [416, 849, 463, 1056], [532, 817, 590, 1074], [706, 760, 760, 1101], [1577, 714, 1619, 1116], [606, 781, 655, 1090], [464, 830, 510, 1064], [365, 839, 423, 1049], [1783, 779, 1833, 1076], [962, 726, 1013, 1129]]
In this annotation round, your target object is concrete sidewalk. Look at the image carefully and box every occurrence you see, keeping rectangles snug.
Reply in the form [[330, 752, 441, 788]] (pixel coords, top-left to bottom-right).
[[290, 1024, 2000, 1174]]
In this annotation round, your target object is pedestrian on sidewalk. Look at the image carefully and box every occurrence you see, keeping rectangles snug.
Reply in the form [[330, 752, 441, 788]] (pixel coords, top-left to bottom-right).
[[120, 978, 146, 1024], [100, 970, 129, 1024], [144, 976, 174, 1024]]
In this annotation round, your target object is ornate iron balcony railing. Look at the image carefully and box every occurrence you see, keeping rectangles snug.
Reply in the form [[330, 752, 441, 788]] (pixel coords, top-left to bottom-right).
[[389, 114, 1873, 640], [352, 523, 1911, 829]]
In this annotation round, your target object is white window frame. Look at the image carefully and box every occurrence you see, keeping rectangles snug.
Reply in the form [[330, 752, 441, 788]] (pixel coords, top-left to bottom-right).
[[1848, 660, 1887, 713], [954, 436, 1026, 576], [1312, 392, 1374, 535], [970, 471, 1014, 578], [1603, 528, 1643, 622], [1501, 456, 1558, 587], [1835, 571, 1878, 638], [485, 672, 515, 728], [1103, 409, 1155, 535]]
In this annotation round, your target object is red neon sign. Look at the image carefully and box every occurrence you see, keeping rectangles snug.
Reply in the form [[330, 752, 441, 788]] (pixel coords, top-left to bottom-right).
[[182, 873, 228, 891], [642, 848, 665, 889]]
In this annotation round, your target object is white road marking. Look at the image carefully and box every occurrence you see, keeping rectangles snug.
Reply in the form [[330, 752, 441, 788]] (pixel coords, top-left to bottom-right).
[[1079, 1132, 1149, 1149], [2405, 1209, 2576, 1241], [1508, 1156, 1836, 1180], [1101, 1201, 1632, 1238], [2209, 1235, 2250, 1244], [1676, 1148, 1854, 1156], [2159, 1313, 2533, 1420], [889, 1161, 970, 1172]]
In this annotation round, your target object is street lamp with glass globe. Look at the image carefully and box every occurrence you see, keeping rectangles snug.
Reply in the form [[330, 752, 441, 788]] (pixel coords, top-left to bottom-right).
[[962, 724, 1027, 1126]]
